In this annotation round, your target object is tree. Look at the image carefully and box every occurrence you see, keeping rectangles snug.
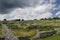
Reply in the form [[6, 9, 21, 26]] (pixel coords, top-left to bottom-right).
[[53, 17, 60, 19], [48, 17, 52, 20], [41, 18, 44, 20], [19, 19, 21, 21], [15, 19, 21, 21], [44, 18, 47, 20], [22, 19, 24, 21], [4, 19, 7, 21], [34, 19, 37, 20]]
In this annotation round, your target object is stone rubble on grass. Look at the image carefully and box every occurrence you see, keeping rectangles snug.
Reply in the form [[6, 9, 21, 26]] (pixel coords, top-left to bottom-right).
[[54, 28, 60, 34]]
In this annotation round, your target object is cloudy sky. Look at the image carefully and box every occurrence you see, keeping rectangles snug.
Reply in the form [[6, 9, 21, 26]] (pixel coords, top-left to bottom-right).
[[0, 0, 60, 20]]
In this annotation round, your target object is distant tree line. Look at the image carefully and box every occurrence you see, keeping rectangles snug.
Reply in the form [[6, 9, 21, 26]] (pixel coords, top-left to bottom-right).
[[3, 19, 24, 21], [33, 17, 60, 20], [40, 17, 60, 20], [3, 17, 60, 21]]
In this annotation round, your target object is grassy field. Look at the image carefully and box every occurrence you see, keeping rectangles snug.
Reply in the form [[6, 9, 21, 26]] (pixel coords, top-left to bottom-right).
[[6, 19, 60, 26], [4, 19, 60, 40], [6, 19, 60, 31]]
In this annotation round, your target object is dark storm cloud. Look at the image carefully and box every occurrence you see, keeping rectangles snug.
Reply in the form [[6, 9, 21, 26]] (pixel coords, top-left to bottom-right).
[[0, 0, 34, 14], [0, 0, 57, 14]]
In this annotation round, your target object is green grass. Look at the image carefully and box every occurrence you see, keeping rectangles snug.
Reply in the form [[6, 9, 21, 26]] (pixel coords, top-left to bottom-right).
[[0, 24, 2, 35], [0, 28, 2, 35], [12, 29, 37, 37], [4, 19, 60, 37], [40, 26, 60, 31], [5, 20, 60, 27]]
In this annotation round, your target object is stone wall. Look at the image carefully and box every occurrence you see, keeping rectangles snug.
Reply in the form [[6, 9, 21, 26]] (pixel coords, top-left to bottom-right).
[[32, 30, 56, 39], [54, 28, 60, 34], [39, 30, 56, 38]]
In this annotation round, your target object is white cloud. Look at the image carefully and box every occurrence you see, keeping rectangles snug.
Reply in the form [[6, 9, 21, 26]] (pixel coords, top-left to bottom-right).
[[50, 0, 57, 3], [56, 11, 60, 16]]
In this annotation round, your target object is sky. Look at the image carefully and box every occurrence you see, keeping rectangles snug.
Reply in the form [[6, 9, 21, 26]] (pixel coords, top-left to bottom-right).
[[0, 0, 60, 20]]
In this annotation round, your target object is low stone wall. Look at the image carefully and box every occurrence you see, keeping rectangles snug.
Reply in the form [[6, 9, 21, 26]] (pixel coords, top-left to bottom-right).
[[54, 28, 60, 34], [32, 30, 56, 39], [39, 30, 56, 38]]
